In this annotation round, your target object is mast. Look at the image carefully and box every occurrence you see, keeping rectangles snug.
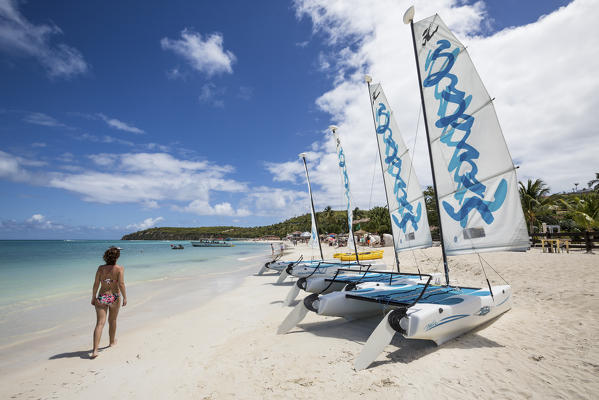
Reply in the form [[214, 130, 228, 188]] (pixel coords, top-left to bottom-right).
[[299, 153, 324, 260], [329, 125, 360, 264], [404, 6, 450, 285], [364, 76, 402, 273]]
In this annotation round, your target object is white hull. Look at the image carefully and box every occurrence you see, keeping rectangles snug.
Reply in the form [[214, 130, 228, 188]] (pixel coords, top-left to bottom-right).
[[401, 285, 511, 344], [308, 283, 511, 344], [304, 273, 442, 294], [289, 261, 386, 278]]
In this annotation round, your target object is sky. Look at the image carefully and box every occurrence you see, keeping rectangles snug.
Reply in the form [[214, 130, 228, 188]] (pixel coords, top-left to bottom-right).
[[0, 0, 596, 239]]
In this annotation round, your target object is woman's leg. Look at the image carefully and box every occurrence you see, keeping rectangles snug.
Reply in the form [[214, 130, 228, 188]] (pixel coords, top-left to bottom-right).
[[92, 305, 107, 358], [107, 299, 121, 346]]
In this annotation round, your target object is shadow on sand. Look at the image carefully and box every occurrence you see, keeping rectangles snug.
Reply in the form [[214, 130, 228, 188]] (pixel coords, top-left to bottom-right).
[[289, 313, 505, 368], [49, 346, 109, 360]]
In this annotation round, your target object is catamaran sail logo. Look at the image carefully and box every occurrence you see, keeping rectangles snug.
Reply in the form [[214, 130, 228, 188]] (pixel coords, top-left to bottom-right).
[[336, 138, 353, 229], [421, 25, 439, 46], [373, 97, 422, 233], [422, 39, 507, 228]]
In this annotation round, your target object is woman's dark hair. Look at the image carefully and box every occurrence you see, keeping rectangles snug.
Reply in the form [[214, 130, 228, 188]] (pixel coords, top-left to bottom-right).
[[103, 247, 120, 265]]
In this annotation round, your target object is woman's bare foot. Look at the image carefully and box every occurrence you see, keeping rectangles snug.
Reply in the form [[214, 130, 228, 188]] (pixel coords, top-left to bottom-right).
[[90, 351, 99, 359], [109, 339, 118, 347]]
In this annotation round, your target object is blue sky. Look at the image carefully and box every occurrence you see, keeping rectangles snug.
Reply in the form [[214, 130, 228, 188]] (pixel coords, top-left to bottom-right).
[[2, 0, 595, 239]]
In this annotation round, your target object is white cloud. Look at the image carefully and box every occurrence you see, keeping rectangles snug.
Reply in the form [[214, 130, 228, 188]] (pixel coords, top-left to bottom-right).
[[0, 0, 88, 78], [76, 132, 135, 147], [31, 142, 46, 148], [27, 213, 45, 223], [265, 160, 303, 183], [0, 149, 249, 217], [142, 200, 159, 209], [23, 112, 64, 127], [23, 213, 62, 230], [57, 152, 75, 163], [199, 83, 226, 107], [126, 217, 164, 231], [239, 186, 311, 218], [97, 113, 145, 134], [175, 200, 250, 217], [161, 29, 236, 77], [0, 150, 45, 182], [274, 0, 599, 212]]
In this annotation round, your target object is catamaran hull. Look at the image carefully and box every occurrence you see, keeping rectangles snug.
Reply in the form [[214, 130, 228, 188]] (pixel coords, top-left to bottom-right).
[[315, 289, 389, 319], [304, 277, 346, 293], [289, 261, 386, 279], [399, 285, 511, 345]]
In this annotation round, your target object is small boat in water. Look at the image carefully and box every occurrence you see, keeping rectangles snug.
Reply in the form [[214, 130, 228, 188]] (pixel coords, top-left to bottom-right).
[[191, 240, 233, 247], [170, 244, 184, 250]]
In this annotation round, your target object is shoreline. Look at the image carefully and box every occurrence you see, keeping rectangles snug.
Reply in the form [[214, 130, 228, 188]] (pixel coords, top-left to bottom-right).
[[0, 243, 274, 375], [2, 243, 598, 399]]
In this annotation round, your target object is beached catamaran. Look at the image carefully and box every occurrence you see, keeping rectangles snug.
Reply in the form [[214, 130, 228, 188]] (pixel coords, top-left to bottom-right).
[[351, 7, 530, 370], [279, 8, 529, 370], [277, 78, 439, 333], [266, 153, 383, 283], [282, 122, 433, 307]]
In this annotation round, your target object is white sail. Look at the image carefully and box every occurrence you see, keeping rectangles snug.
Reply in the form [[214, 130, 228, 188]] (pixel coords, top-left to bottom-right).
[[413, 15, 529, 255], [333, 130, 356, 250], [300, 154, 320, 251], [368, 82, 432, 252]]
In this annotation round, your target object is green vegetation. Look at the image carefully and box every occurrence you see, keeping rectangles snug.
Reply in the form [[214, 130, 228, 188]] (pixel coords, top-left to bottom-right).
[[122, 174, 599, 240]]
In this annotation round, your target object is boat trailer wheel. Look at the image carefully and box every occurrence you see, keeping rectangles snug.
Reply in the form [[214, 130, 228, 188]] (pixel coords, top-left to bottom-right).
[[388, 308, 408, 334], [297, 278, 307, 290], [303, 293, 320, 312], [285, 265, 294, 274], [344, 282, 357, 291]]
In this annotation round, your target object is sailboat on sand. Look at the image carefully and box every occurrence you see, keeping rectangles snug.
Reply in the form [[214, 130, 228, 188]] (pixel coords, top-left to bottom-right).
[[282, 124, 436, 306], [279, 7, 529, 371], [352, 6, 529, 370], [277, 78, 440, 334], [263, 152, 384, 283]]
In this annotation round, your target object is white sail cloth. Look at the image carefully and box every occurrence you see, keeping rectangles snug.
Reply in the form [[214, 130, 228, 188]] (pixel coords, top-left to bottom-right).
[[300, 156, 320, 250], [413, 15, 529, 255], [368, 83, 432, 252], [333, 131, 356, 250]]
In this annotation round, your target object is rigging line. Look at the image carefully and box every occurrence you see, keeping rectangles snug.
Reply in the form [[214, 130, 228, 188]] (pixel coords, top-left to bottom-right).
[[477, 253, 494, 300], [480, 254, 510, 285], [368, 144, 378, 210], [403, 103, 423, 195], [411, 249, 421, 279]]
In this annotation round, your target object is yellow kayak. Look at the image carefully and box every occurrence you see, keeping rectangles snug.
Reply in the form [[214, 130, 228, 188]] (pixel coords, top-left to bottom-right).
[[333, 250, 384, 261]]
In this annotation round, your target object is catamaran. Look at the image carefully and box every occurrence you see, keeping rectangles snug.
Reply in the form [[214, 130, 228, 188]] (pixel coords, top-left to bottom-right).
[[278, 78, 437, 333], [282, 125, 434, 306], [351, 7, 529, 370], [261, 152, 383, 283]]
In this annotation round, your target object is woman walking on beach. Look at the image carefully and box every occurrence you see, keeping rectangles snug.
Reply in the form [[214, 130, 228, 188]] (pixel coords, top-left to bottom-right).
[[91, 246, 127, 358]]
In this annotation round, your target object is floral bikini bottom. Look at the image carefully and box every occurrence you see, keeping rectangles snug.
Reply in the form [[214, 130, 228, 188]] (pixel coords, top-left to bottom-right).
[[97, 292, 120, 306]]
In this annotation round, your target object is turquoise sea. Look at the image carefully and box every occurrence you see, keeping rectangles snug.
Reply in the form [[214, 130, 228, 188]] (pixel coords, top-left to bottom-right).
[[0, 240, 272, 372]]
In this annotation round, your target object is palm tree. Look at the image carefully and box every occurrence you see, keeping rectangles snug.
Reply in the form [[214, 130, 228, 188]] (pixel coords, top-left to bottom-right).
[[560, 194, 599, 232], [519, 179, 552, 233], [588, 173, 599, 192]]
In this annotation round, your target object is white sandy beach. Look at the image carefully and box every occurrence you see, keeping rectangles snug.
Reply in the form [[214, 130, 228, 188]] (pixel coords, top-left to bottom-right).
[[2, 243, 598, 399]]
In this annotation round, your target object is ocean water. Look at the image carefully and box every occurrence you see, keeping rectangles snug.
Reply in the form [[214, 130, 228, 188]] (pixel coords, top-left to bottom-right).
[[0, 240, 272, 371]]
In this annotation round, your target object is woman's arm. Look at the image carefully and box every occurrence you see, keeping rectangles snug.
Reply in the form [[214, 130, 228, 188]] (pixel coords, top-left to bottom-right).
[[118, 267, 127, 307], [91, 267, 100, 305]]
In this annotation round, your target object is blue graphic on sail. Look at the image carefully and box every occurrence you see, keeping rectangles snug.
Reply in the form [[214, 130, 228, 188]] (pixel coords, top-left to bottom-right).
[[333, 129, 356, 250], [367, 81, 432, 252], [413, 14, 529, 255], [422, 39, 506, 228]]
